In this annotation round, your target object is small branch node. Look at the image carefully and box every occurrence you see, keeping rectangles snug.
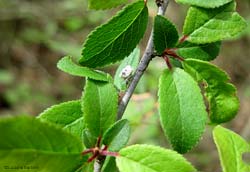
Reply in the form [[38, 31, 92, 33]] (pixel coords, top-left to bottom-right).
[[100, 150, 119, 157], [179, 35, 188, 44], [81, 149, 93, 156], [163, 55, 172, 69], [88, 152, 99, 163], [164, 48, 184, 61]]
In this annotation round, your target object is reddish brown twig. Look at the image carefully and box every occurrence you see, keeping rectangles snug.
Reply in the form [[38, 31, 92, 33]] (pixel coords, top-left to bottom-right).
[[163, 55, 172, 69], [179, 35, 188, 44], [81, 137, 119, 163]]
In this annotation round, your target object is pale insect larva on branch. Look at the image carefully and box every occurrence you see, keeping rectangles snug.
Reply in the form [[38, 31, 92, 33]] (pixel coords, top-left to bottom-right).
[[119, 65, 134, 79]]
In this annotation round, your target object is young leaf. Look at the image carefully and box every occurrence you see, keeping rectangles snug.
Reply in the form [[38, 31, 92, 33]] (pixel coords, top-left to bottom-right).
[[158, 68, 207, 153], [79, 1, 148, 68], [114, 47, 140, 91], [38, 100, 84, 139], [116, 144, 196, 172], [154, 15, 179, 54], [88, 0, 128, 10], [57, 56, 109, 82], [175, 0, 233, 8], [176, 41, 221, 61], [102, 119, 130, 151], [213, 126, 250, 172], [0, 116, 86, 172], [82, 129, 97, 148], [82, 79, 118, 138], [183, 2, 247, 44], [183, 59, 239, 123]]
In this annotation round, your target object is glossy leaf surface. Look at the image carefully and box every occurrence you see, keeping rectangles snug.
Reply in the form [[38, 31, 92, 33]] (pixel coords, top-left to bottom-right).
[[38, 100, 84, 139], [0, 116, 85, 172], [213, 126, 250, 172], [176, 0, 233, 8], [183, 2, 247, 44], [154, 15, 179, 54], [82, 79, 118, 137], [57, 56, 109, 81], [88, 0, 127, 10], [176, 41, 221, 61], [102, 119, 130, 151], [116, 144, 196, 172], [183, 59, 239, 123], [158, 68, 207, 153], [80, 1, 148, 67]]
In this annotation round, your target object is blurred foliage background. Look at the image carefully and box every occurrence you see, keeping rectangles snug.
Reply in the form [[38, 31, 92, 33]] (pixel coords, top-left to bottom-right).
[[0, 0, 250, 171]]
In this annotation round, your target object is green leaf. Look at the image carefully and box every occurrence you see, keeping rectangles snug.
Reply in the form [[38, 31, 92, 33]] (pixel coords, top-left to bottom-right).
[[116, 144, 196, 172], [82, 129, 97, 148], [82, 79, 118, 138], [102, 119, 130, 151], [176, 41, 221, 61], [88, 0, 128, 10], [102, 157, 118, 172], [0, 116, 86, 172], [79, 1, 148, 68], [183, 2, 247, 44], [57, 56, 109, 82], [154, 15, 179, 54], [183, 59, 239, 123], [158, 68, 207, 153], [81, 162, 94, 172], [38, 100, 84, 139], [176, 0, 233, 8], [213, 126, 250, 172], [114, 47, 140, 91]]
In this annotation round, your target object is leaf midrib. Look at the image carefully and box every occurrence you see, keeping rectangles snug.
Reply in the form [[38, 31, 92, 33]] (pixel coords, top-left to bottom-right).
[[228, 134, 240, 172], [173, 72, 185, 152], [84, 3, 145, 60], [178, 44, 215, 50], [97, 85, 103, 136], [63, 117, 84, 129], [188, 7, 233, 37]]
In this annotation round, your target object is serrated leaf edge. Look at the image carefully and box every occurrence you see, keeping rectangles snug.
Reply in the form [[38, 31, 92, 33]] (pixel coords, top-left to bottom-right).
[[118, 144, 196, 171], [57, 56, 109, 81], [158, 69, 207, 153], [80, 1, 147, 65], [175, 0, 233, 9], [88, 0, 128, 10]]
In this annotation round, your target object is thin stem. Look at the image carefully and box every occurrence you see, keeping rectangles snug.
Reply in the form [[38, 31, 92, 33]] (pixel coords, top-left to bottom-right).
[[163, 55, 172, 69], [81, 149, 93, 156], [157, 0, 169, 15], [179, 35, 188, 44], [100, 150, 119, 157], [88, 151, 99, 163], [117, 0, 170, 119]]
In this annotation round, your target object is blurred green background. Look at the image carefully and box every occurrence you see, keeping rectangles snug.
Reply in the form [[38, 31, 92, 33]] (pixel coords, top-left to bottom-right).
[[0, 0, 250, 171]]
